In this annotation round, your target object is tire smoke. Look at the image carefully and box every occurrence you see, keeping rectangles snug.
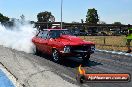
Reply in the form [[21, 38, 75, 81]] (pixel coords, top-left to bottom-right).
[[0, 21, 37, 53]]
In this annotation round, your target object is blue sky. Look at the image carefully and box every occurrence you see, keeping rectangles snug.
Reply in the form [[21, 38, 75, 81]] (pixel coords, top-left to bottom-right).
[[0, 0, 132, 24]]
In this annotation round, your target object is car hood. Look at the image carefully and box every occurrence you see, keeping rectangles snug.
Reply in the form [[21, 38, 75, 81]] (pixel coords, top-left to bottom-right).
[[56, 35, 94, 46]]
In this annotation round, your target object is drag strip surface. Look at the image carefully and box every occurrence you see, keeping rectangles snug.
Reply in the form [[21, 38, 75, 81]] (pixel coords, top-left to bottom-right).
[[0, 45, 131, 87]]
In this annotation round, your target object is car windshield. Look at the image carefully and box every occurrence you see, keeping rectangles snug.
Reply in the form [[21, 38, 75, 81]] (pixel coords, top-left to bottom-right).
[[49, 30, 73, 38]]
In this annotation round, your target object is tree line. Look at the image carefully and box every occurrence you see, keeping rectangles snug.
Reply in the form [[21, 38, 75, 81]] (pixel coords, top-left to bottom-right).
[[0, 13, 9, 23], [0, 8, 122, 26]]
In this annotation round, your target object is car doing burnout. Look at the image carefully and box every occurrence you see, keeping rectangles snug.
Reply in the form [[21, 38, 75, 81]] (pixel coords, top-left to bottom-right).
[[32, 29, 95, 63]]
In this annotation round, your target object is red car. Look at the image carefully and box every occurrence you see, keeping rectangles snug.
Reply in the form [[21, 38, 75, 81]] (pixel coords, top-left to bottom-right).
[[32, 29, 95, 63]]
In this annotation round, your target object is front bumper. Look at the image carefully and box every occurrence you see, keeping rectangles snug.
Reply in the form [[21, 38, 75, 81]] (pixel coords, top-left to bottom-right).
[[60, 50, 94, 58], [59, 45, 95, 58]]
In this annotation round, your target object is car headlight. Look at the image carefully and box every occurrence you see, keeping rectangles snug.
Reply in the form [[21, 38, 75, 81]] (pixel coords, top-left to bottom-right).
[[64, 46, 71, 53], [91, 45, 95, 51]]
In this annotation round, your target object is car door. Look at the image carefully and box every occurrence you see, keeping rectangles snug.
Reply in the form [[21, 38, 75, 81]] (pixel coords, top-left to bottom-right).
[[39, 30, 49, 53], [46, 31, 56, 54]]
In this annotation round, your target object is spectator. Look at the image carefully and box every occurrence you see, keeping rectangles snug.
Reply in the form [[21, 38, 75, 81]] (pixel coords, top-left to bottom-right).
[[126, 24, 132, 53]]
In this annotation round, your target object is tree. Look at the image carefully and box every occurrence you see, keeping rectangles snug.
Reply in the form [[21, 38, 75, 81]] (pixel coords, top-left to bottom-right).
[[0, 13, 9, 23], [37, 11, 54, 22], [20, 14, 25, 21], [86, 8, 99, 34], [20, 14, 26, 24], [86, 8, 99, 24], [37, 11, 55, 29]]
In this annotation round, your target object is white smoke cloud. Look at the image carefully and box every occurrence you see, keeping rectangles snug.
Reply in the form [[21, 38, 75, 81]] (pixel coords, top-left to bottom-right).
[[0, 21, 37, 53]]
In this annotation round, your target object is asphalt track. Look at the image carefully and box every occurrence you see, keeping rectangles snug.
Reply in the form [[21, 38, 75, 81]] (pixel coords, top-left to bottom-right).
[[0, 45, 132, 87]]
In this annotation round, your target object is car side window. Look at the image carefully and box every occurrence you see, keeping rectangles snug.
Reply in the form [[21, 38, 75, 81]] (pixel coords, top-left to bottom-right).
[[42, 31, 48, 39], [37, 32, 43, 38], [49, 30, 60, 38], [37, 30, 48, 39]]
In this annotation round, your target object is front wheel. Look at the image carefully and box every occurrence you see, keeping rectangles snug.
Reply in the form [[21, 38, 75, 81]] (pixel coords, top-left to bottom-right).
[[52, 49, 61, 63]]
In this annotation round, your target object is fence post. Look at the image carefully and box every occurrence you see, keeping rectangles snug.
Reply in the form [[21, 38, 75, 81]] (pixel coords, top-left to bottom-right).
[[103, 36, 106, 45]]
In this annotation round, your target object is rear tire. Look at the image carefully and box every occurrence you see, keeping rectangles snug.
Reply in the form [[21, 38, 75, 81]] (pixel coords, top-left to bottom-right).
[[35, 47, 41, 55], [52, 49, 61, 63]]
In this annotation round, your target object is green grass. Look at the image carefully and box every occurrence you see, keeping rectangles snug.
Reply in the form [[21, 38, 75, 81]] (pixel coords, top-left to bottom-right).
[[80, 36, 131, 52]]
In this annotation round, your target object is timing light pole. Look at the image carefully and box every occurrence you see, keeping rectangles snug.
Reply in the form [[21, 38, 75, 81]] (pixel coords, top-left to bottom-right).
[[61, 0, 63, 29]]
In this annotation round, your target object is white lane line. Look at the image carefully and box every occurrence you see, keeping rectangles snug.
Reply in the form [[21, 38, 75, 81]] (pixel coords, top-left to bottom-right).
[[96, 49, 132, 57]]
